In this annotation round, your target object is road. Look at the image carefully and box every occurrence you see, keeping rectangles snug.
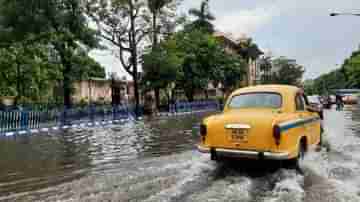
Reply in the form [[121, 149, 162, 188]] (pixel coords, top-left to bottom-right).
[[1, 107, 360, 202]]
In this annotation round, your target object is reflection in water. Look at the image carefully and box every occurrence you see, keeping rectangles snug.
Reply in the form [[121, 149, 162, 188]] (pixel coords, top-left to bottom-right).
[[0, 113, 213, 196], [3, 107, 360, 201]]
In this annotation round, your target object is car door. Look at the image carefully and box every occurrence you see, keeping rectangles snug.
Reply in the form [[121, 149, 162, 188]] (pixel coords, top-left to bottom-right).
[[295, 93, 313, 143], [302, 94, 318, 145]]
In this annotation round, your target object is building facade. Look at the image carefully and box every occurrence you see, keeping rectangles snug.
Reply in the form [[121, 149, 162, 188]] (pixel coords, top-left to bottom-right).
[[72, 78, 135, 104], [214, 31, 263, 87]]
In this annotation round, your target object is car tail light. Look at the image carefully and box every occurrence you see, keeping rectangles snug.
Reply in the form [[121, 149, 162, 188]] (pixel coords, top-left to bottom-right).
[[273, 125, 281, 145], [200, 124, 207, 142]]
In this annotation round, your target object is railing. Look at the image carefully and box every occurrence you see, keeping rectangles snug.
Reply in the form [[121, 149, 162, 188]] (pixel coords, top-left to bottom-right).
[[0, 104, 133, 135], [0, 100, 220, 135]]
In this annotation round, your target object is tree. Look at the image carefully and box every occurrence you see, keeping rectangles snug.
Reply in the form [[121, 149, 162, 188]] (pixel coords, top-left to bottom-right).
[[142, 39, 182, 104], [0, 43, 63, 103], [148, 0, 170, 47], [70, 50, 106, 80], [270, 57, 304, 86], [303, 79, 316, 95], [307, 69, 347, 95], [187, 0, 215, 33], [169, 29, 245, 101], [87, 0, 151, 115], [213, 53, 246, 97], [147, 0, 180, 109], [342, 49, 360, 88], [173, 30, 217, 101], [0, 0, 101, 107]]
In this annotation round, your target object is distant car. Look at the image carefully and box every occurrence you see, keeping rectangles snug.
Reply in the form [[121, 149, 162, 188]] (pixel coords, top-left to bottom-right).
[[198, 85, 322, 167], [330, 95, 336, 104], [342, 95, 358, 105], [307, 95, 323, 119], [320, 95, 332, 109]]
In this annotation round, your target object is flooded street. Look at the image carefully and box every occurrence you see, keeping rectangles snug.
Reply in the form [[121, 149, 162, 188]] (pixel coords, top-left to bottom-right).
[[1, 108, 360, 202]]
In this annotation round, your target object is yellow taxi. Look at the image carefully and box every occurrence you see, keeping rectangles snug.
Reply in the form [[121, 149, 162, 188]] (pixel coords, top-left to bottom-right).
[[198, 85, 322, 166]]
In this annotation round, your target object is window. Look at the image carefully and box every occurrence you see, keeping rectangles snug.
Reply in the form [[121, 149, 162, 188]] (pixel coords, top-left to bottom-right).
[[228, 92, 282, 109], [295, 94, 305, 111]]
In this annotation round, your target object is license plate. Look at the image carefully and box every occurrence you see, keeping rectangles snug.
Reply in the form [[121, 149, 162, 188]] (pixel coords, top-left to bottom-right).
[[230, 129, 248, 142]]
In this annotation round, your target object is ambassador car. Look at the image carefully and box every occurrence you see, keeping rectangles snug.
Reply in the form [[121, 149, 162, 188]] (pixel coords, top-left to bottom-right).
[[198, 85, 322, 166]]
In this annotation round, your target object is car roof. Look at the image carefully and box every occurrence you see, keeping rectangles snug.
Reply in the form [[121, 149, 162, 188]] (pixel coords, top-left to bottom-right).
[[231, 85, 300, 95]]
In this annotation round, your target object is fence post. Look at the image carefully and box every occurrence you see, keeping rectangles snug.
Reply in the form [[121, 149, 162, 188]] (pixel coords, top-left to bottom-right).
[[61, 107, 69, 126], [20, 110, 29, 131], [112, 105, 116, 120]]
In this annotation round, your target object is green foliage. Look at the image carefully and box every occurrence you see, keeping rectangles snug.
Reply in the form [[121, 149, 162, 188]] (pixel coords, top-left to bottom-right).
[[70, 51, 106, 80], [186, 0, 215, 33], [343, 49, 360, 88], [270, 57, 304, 86], [211, 52, 246, 91], [306, 69, 347, 95], [237, 38, 263, 60], [305, 45, 360, 95], [0, 86, 17, 97], [155, 29, 245, 101], [174, 30, 218, 100], [142, 41, 182, 91], [141, 27, 246, 102], [0, 44, 60, 101], [0, 0, 104, 105]]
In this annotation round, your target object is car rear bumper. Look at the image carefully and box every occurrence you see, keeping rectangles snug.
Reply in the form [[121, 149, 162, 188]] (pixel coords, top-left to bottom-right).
[[197, 145, 289, 160]]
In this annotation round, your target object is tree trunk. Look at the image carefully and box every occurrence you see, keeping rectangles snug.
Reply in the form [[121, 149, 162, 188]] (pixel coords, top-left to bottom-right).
[[154, 88, 160, 109], [185, 88, 194, 102], [133, 72, 140, 116], [63, 64, 72, 108], [152, 12, 160, 111], [164, 89, 171, 107], [55, 42, 73, 108], [15, 59, 21, 104], [204, 90, 209, 100], [152, 12, 158, 49], [129, 0, 140, 116]]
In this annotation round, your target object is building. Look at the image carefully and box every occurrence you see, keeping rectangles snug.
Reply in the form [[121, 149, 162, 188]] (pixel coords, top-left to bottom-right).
[[72, 78, 135, 104], [214, 31, 263, 86], [213, 31, 238, 54], [271, 56, 296, 74]]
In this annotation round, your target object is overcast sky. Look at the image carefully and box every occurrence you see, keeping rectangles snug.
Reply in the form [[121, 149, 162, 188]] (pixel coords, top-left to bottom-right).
[[90, 0, 360, 80]]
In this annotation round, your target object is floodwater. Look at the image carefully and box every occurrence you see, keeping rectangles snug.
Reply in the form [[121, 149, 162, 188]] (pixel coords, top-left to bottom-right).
[[1, 107, 360, 202]]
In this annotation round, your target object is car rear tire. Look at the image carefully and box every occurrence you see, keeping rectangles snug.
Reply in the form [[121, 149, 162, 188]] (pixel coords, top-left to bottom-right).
[[316, 126, 324, 152], [210, 149, 217, 161], [318, 127, 323, 146], [287, 142, 305, 171]]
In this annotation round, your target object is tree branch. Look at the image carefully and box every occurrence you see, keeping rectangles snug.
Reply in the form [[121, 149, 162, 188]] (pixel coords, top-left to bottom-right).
[[100, 32, 121, 47], [135, 30, 148, 45], [118, 32, 133, 75], [119, 47, 133, 75]]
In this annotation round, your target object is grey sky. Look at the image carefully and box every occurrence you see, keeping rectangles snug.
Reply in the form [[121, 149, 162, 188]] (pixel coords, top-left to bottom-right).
[[91, 0, 360, 79]]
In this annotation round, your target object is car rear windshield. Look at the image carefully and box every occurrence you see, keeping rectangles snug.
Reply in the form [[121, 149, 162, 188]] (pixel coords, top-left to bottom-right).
[[228, 92, 282, 109]]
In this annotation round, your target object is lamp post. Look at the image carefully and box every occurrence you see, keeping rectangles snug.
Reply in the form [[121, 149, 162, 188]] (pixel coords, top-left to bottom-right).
[[330, 12, 360, 17]]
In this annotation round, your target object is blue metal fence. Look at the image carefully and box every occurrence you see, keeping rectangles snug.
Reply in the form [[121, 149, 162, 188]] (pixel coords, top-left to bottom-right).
[[0, 104, 133, 135], [0, 100, 220, 135]]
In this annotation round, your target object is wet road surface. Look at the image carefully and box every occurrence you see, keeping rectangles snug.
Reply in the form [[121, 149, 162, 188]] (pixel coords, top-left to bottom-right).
[[1, 107, 360, 201]]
